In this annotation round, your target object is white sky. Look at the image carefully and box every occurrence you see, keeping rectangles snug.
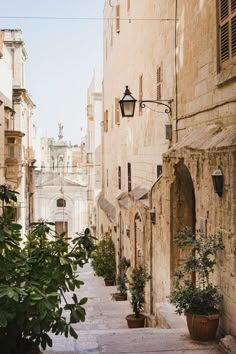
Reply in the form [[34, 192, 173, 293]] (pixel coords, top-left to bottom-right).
[[0, 0, 104, 144]]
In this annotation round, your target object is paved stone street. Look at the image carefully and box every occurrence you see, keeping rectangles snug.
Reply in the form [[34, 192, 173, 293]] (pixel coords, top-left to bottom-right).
[[45, 263, 221, 354]]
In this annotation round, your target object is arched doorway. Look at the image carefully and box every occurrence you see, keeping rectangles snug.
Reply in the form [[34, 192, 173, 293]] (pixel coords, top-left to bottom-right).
[[170, 161, 196, 283], [134, 212, 144, 266]]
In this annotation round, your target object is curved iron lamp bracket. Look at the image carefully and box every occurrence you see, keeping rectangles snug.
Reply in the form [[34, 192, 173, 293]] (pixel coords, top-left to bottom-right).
[[140, 99, 173, 115]]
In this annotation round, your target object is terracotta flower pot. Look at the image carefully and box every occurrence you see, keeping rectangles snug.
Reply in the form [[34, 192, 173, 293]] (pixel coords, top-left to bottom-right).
[[104, 279, 114, 286], [113, 293, 127, 301], [126, 314, 146, 328], [185, 312, 220, 341]]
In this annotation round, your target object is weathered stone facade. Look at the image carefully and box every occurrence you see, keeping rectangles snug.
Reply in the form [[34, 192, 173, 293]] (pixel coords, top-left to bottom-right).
[[0, 29, 35, 234], [99, 0, 236, 337]]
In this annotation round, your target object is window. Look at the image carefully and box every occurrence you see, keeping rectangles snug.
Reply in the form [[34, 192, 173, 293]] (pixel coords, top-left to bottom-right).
[[115, 97, 120, 125], [156, 67, 161, 100], [118, 166, 121, 189], [116, 5, 120, 33], [87, 189, 94, 200], [139, 74, 143, 114], [87, 153, 93, 164], [104, 110, 108, 132], [127, 163, 132, 192], [6, 137, 16, 158], [111, 24, 113, 47], [57, 198, 66, 207], [218, 0, 236, 69], [127, 0, 130, 11], [157, 165, 162, 178], [7, 137, 15, 144]]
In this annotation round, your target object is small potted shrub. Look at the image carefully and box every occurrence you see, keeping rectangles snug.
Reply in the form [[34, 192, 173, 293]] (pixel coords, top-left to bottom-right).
[[0, 185, 89, 354], [169, 227, 224, 340], [91, 233, 116, 285], [126, 264, 151, 328], [112, 257, 130, 301]]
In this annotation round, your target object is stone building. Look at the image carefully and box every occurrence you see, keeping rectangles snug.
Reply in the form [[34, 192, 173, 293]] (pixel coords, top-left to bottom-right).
[[99, 0, 236, 336], [86, 69, 102, 234], [98, 0, 170, 273], [34, 125, 88, 237], [0, 29, 35, 234]]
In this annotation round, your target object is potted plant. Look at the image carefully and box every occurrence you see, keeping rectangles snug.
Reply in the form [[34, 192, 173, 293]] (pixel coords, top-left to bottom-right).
[[0, 185, 89, 354], [112, 257, 130, 301], [169, 227, 224, 340], [91, 233, 116, 285], [126, 265, 151, 328]]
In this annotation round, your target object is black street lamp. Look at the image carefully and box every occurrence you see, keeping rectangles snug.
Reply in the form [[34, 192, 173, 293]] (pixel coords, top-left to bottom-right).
[[119, 85, 173, 117], [119, 86, 137, 117], [211, 167, 223, 197]]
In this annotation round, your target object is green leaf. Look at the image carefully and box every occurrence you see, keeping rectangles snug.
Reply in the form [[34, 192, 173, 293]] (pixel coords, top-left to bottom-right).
[[59, 257, 68, 265], [0, 312, 7, 327], [69, 325, 78, 339], [79, 297, 88, 306]]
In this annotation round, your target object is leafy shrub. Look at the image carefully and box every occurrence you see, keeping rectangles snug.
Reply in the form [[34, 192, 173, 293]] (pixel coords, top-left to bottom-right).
[[91, 233, 116, 282], [128, 265, 151, 318], [169, 227, 224, 315], [0, 185, 89, 354], [116, 257, 130, 296]]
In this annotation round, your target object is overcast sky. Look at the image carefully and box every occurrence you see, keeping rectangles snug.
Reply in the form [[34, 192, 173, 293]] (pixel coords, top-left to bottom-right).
[[0, 0, 104, 144]]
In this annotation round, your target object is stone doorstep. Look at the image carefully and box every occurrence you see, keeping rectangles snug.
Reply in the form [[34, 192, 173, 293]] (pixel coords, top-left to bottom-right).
[[219, 335, 236, 353], [153, 302, 187, 330]]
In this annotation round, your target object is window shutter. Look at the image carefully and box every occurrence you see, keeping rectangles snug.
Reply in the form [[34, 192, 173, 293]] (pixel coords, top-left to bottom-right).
[[116, 5, 120, 33], [219, 0, 236, 67], [115, 98, 120, 125], [220, 0, 229, 20], [139, 74, 143, 113], [232, 12, 236, 55], [157, 67, 161, 100], [231, 0, 236, 13], [221, 22, 230, 62]]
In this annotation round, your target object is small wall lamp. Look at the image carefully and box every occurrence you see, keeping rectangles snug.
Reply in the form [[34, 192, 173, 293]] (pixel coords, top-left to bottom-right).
[[150, 207, 156, 224], [211, 167, 223, 197], [119, 86, 173, 117]]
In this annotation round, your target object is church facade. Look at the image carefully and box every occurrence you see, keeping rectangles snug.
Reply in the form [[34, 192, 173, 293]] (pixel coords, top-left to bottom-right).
[[34, 125, 88, 237]]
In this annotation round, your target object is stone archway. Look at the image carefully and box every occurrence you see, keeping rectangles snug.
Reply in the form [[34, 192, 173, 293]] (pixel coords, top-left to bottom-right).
[[134, 212, 144, 266], [170, 160, 196, 284]]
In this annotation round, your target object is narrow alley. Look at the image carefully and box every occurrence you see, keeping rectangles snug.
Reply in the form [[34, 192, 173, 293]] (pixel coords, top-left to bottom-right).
[[45, 263, 221, 354]]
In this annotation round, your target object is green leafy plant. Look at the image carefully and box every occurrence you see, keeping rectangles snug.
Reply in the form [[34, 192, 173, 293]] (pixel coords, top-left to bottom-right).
[[0, 185, 89, 354], [90, 233, 116, 282], [116, 257, 130, 296], [128, 265, 151, 318], [169, 227, 224, 315], [74, 227, 97, 261]]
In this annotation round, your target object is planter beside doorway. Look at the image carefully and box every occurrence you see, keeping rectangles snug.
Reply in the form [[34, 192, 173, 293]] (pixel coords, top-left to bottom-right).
[[185, 313, 220, 341], [126, 314, 146, 328]]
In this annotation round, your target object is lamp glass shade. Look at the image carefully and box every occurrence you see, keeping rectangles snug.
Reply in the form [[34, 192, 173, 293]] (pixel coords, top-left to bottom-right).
[[150, 208, 156, 224], [119, 86, 137, 117], [211, 168, 223, 196]]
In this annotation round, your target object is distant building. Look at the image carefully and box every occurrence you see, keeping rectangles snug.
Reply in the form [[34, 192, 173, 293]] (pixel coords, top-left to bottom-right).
[[0, 29, 36, 234], [86, 69, 102, 234], [34, 125, 88, 237]]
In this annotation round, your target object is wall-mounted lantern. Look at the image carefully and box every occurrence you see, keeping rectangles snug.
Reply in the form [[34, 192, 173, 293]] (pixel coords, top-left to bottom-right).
[[119, 85, 173, 117], [126, 226, 130, 237], [211, 167, 223, 197], [119, 86, 137, 117], [150, 207, 156, 224]]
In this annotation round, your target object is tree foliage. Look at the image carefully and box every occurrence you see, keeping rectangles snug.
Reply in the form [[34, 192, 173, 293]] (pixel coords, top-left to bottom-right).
[[0, 185, 89, 354], [169, 227, 224, 315]]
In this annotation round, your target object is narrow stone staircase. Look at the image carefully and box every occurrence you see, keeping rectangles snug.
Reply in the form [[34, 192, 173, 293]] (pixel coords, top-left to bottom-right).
[[45, 263, 221, 354]]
